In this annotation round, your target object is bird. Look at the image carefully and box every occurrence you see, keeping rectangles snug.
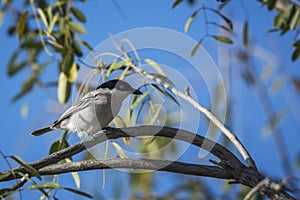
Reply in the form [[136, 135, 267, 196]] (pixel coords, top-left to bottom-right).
[[30, 79, 142, 137]]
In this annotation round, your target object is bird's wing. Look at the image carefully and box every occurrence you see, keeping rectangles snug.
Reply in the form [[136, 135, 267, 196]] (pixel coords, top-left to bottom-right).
[[52, 92, 97, 128]]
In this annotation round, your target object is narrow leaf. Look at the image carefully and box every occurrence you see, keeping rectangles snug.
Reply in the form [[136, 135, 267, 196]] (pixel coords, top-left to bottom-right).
[[212, 35, 233, 44], [48, 12, 59, 33], [27, 182, 62, 190], [63, 187, 93, 199], [76, 38, 93, 50], [137, 137, 156, 153], [112, 142, 128, 158], [148, 104, 163, 125], [17, 11, 28, 40], [0, 173, 11, 181], [184, 10, 199, 33], [144, 59, 166, 76], [292, 46, 300, 61], [67, 61, 78, 83], [69, 21, 86, 35], [0, 188, 16, 197], [37, 8, 48, 28], [65, 158, 81, 189], [171, 0, 184, 9], [71, 7, 86, 22], [10, 156, 41, 180], [130, 90, 150, 110], [243, 21, 249, 46], [210, 9, 233, 30], [58, 72, 71, 104], [151, 84, 180, 106], [191, 38, 203, 57], [49, 140, 61, 155]]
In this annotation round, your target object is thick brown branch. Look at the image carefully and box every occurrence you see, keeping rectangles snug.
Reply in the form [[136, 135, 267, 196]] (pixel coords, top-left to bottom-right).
[[0, 126, 295, 199], [38, 158, 231, 179]]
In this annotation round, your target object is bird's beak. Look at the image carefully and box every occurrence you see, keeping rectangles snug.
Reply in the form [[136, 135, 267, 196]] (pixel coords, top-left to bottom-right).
[[133, 89, 143, 95]]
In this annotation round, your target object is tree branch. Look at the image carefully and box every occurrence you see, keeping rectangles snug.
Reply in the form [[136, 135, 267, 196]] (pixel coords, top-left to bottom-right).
[[0, 126, 295, 199]]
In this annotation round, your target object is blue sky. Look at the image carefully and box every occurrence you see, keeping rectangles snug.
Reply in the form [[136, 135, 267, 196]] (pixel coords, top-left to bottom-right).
[[1, 0, 300, 199]]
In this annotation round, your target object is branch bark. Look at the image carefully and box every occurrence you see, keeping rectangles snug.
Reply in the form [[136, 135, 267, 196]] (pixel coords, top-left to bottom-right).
[[0, 126, 295, 199]]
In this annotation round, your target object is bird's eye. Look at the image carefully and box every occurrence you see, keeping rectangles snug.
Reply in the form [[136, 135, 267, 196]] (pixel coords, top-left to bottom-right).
[[118, 85, 125, 90]]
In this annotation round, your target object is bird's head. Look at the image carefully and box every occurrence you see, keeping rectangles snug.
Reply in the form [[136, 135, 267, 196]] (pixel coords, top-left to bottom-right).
[[97, 79, 142, 100]]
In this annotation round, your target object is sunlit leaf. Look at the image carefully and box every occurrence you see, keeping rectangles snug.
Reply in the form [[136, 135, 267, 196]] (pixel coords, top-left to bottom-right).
[[106, 60, 128, 78], [243, 21, 248, 46], [130, 90, 150, 111], [148, 104, 163, 125], [112, 142, 128, 158], [71, 7, 86, 22], [58, 72, 71, 104], [48, 12, 59, 33], [171, 0, 184, 9], [37, 8, 48, 28], [67, 61, 78, 83], [17, 11, 28, 40], [69, 21, 86, 35], [149, 73, 175, 86], [10, 156, 41, 180], [290, 8, 300, 30], [144, 58, 166, 76], [65, 158, 80, 189], [63, 187, 93, 199], [184, 10, 199, 33], [212, 35, 233, 44], [191, 38, 203, 57], [0, 10, 4, 26], [27, 182, 62, 190], [137, 137, 156, 153]]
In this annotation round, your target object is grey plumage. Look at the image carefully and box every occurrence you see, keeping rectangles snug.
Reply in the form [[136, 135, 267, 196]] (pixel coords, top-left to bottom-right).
[[30, 80, 142, 137]]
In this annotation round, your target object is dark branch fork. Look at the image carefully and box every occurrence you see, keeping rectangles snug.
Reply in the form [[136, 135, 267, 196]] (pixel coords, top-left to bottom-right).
[[0, 126, 295, 199]]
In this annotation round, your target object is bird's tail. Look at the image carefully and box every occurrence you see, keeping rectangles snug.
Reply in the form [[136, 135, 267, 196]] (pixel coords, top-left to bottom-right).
[[30, 125, 53, 136]]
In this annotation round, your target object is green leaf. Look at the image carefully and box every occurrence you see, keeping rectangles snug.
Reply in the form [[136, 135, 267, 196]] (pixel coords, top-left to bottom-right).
[[212, 35, 233, 44], [73, 40, 83, 57], [27, 182, 62, 190], [151, 84, 180, 106], [49, 140, 61, 155], [69, 21, 86, 34], [10, 156, 41, 180], [48, 12, 59, 33], [0, 173, 11, 181], [67, 61, 78, 83], [191, 38, 203, 57], [76, 38, 93, 50], [71, 7, 86, 22], [148, 104, 163, 125], [17, 11, 28, 40], [7, 61, 27, 76], [106, 60, 128, 78], [65, 158, 81, 189], [243, 21, 249, 46], [63, 187, 93, 199], [210, 9, 233, 30], [137, 137, 156, 153], [0, 10, 4, 26], [144, 59, 166, 76], [112, 142, 128, 158], [58, 72, 71, 104], [37, 8, 48, 28], [184, 10, 199, 33], [292, 46, 300, 61], [149, 73, 175, 86], [130, 90, 150, 111], [290, 8, 300, 30], [171, 0, 184, 9], [0, 188, 16, 198]]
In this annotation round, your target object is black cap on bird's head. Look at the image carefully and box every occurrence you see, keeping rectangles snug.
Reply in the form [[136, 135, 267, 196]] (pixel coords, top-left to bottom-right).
[[97, 80, 142, 95]]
